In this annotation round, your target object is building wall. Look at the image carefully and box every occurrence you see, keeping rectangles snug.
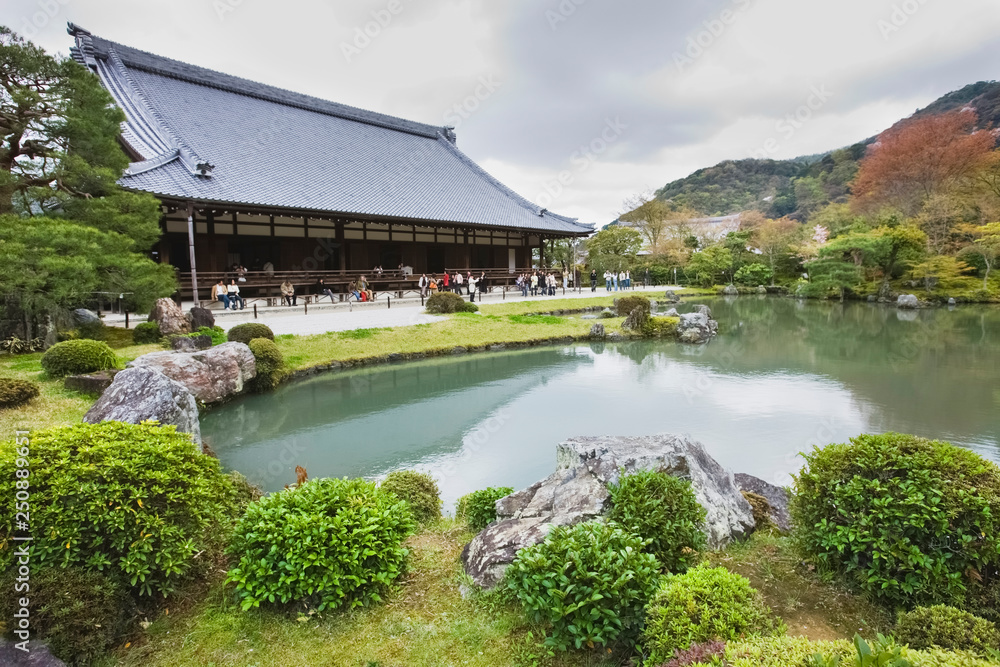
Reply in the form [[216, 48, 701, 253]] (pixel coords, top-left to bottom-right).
[[160, 207, 546, 273]]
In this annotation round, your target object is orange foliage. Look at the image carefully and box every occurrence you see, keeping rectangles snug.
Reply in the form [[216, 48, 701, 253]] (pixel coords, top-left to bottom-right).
[[852, 109, 995, 216]]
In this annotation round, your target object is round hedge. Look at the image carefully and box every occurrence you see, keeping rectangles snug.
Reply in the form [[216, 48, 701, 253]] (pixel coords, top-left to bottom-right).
[[247, 337, 285, 392], [642, 564, 784, 663], [40, 339, 118, 377], [0, 566, 134, 664], [608, 469, 706, 573], [0, 377, 40, 409], [227, 322, 275, 344], [895, 605, 1000, 654], [0, 422, 244, 597], [456, 486, 513, 531], [425, 291, 466, 314], [791, 432, 1000, 608], [226, 477, 416, 611], [506, 520, 661, 652], [132, 321, 162, 344], [615, 296, 651, 317], [381, 470, 442, 523]]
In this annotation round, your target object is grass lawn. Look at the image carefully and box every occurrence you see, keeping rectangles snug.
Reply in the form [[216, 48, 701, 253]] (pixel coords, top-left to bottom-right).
[[106, 524, 895, 667], [110, 521, 611, 667]]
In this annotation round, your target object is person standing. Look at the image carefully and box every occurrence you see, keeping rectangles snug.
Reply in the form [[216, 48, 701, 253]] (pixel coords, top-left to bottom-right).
[[455, 270, 464, 294], [590, 269, 597, 292], [530, 272, 538, 296], [419, 273, 429, 298], [468, 273, 478, 302], [625, 270, 631, 290], [280, 279, 296, 306], [479, 271, 487, 296], [211, 279, 230, 309], [442, 271, 450, 292], [227, 279, 245, 310]]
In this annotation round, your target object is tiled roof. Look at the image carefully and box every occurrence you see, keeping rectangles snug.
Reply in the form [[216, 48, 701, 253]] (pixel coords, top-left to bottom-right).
[[67, 24, 591, 235]]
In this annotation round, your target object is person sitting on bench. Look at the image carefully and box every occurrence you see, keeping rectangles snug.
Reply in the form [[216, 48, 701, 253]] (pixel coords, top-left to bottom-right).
[[211, 279, 230, 309], [316, 278, 335, 303], [280, 280, 296, 306], [227, 279, 245, 310]]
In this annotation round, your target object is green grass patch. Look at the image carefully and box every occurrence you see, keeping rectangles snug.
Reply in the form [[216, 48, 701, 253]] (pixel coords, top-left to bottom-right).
[[507, 315, 565, 325]]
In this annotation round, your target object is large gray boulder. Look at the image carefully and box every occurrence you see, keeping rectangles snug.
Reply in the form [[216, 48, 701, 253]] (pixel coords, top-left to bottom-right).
[[621, 306, 648, 331], [589, 323, 605, 339], [0, 640, 66, 666], [148, 297, 190, 336], [187, 306, 216, 330], [722, 284, 739, 296], [84, 367, 201, 444], [896, 294, 920, 309], [676, 310, 718, 344], [663, 290, 680, 303], [734, 473, 792, 533], [72, 308, 100, 326], [128, 342, 255, 404], [461, 434, 754, 589]]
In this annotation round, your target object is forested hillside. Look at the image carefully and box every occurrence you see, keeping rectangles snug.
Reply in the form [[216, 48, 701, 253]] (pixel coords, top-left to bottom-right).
[[654, 81, 1000, 221]]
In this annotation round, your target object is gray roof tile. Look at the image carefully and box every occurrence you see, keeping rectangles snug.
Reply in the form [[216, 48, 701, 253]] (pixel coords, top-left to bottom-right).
[[68, 24, 591, 235]]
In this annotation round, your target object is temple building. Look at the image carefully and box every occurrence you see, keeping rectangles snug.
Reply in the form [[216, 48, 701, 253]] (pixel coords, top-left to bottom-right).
[[68, 24, 591, 300]]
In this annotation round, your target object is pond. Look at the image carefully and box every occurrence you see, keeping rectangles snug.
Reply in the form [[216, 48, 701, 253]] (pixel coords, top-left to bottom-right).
[[203, 297, 1000, 511]]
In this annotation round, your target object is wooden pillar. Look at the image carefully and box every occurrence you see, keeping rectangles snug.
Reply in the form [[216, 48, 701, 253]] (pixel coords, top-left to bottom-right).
[[186, 201, 200, 307], [336, 221, 346, 272]]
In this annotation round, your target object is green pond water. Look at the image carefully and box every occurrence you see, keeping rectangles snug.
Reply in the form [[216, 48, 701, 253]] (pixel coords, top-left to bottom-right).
[[203, 297, 1000, 510]]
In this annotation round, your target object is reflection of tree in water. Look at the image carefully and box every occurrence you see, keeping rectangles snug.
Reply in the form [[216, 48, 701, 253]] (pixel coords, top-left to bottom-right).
[[692, 298, 1000, 444]]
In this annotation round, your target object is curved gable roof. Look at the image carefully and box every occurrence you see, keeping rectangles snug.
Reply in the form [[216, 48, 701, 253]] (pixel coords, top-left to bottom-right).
[[67, 24, 591, 236]]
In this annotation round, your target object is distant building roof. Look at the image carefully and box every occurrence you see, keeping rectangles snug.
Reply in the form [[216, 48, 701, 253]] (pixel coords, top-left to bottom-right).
[[67, 24, 591, 236]]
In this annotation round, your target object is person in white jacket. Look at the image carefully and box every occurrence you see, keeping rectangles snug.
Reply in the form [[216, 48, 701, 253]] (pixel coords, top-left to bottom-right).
[[418, 274, 429, 298], [467, 274, 478, 302]]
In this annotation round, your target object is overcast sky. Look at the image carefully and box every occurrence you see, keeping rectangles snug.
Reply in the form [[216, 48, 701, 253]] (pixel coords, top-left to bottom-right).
[[6, 0, 1000, 224]]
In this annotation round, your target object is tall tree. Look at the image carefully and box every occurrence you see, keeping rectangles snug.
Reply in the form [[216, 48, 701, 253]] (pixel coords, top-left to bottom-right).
[[752, 218, 801, 285], [685, 245, 733, 287], [852, 109, 994, 216], [586, 225, 644, 272], [0, 27, 174, 338], [821, 225, 927, 296], [962, 222, 1000, 290]]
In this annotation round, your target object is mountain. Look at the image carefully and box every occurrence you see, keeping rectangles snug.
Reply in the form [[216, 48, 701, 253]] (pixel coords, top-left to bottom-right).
[[654, 80, 1000, 220]]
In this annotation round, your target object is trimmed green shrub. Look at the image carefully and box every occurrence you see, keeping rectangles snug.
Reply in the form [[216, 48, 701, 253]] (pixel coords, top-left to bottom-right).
[[791, 432, 1000, 608], [227, 477, 416, 611], [0, 378, 40, 409], [227, 322, 275, 344], [724, 635, 997, 667], [895, 605, 1000, 654], [456, 486, 513, 531], [186, 325, 226, 346], [132, 321, 162, 344], [0, 566, 134, 664], [460, 301, 479, 313], [425, 291, 466, 314], [643, 316, 679, 337], [506, 521, 661, 652], [0, 422, 244, 597], [615, 295, 652, 317], [40, 339, 118, 377], [734, 263, 773, 286], [247, 337, 285, 392], [381, 470, 442, 523], [599, 309, 616, 319], [608, 470, 706, 573], [642, 564, 784, 663]]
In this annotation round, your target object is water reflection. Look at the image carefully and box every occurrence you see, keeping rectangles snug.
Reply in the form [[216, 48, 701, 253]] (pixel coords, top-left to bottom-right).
[[205, 299, 1000, 510]]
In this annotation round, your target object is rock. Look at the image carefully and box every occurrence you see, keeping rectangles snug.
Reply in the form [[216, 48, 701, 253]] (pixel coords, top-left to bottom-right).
[[461, 434, 754, 588], [621, 306, 648, 331], [0, 640, 67, 666], [489, 344, 506, 352], [948, 297, 957, 305], [451, 346, 468, 355], [734, 473, 792, 533], [128, 342, 256, 404], [607, 331, 623, 341], [664, 290, 680, 303], [557, 435, 755, 547], [867, 295, 877, 302], [170, 335, 212, 352], [649, 300, 658, 311], [148, 297, 190, 336], [896, 294, 920, 309], [676, 310, 718, 344], [665, 308, 679, 318], [695, 304, 712, 318], [187, 306, 215, 330], [589, 323, 605, 339], [64, 370, 118, 394], [756, 285, 767, 294], [84, 367, 201, 444], [581, 314, 598, 320], [722, 284, 739, 296], [72, 308, 101, 326]]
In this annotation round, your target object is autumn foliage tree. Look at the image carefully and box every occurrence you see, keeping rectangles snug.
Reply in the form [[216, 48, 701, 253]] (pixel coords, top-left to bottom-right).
[[852, 109, 995, 217]]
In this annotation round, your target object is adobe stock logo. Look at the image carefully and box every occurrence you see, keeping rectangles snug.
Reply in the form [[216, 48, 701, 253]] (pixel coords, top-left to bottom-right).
[[877, 0, 930, 40], [442, 75, 503, 131], [672, 0, 753, 73]]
